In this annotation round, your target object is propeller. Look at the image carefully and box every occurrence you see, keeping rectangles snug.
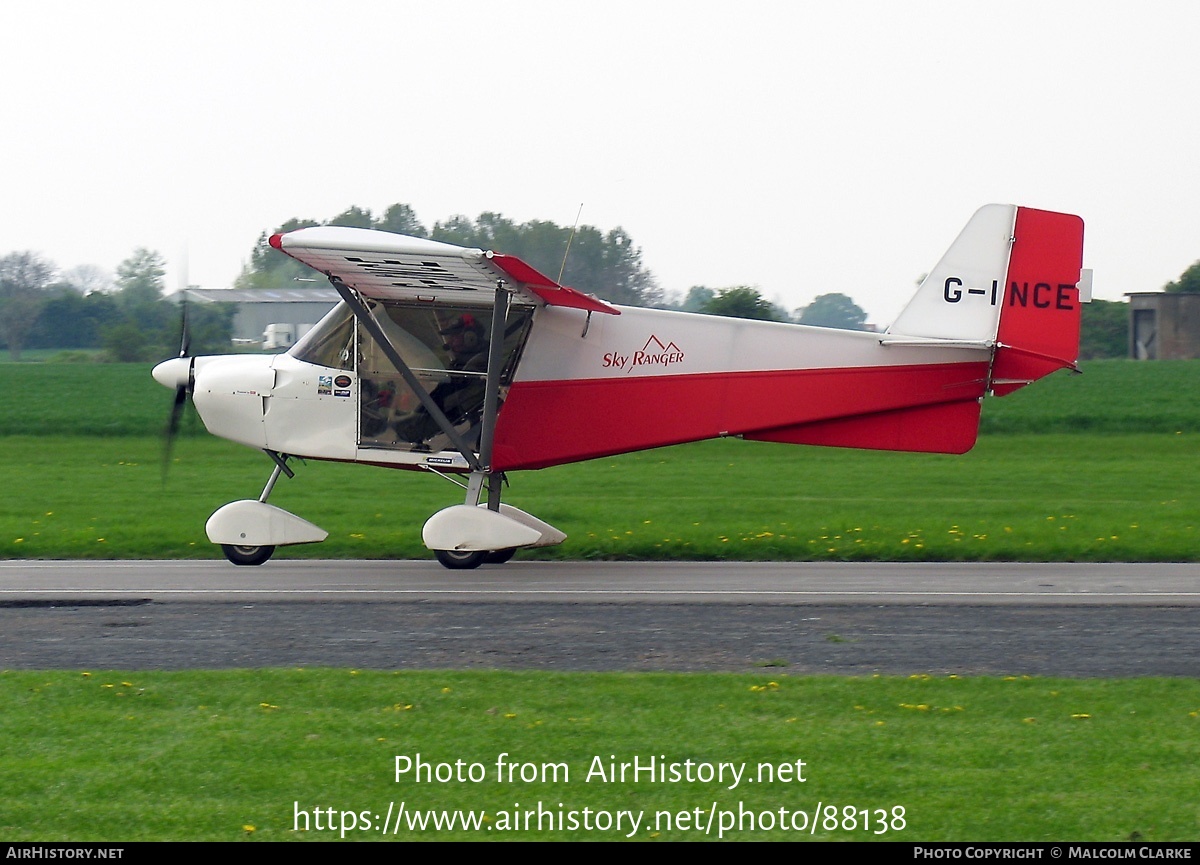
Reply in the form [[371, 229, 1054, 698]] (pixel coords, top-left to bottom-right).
[[157, 297, 195, 483]]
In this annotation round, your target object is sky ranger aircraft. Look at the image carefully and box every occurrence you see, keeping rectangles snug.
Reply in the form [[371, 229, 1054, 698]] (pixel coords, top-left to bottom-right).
[[152, 204, 1089, 569]]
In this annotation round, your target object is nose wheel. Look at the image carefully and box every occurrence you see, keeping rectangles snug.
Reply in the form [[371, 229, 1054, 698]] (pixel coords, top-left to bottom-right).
[[221, 544, 276, 566]]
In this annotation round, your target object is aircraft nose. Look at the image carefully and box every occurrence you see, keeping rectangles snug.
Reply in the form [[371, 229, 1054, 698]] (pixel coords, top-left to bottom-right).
[[152, 356, 191, 390]]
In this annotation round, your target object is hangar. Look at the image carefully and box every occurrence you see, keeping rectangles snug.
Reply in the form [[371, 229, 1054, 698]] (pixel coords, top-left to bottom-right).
[[168, 287, 340, 349]]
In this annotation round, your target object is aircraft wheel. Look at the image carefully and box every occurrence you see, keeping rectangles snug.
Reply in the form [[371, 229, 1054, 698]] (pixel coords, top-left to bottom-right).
[[221, 544, 276, 566], [434, 549, 487, 570], [483, 548, 517, 564]]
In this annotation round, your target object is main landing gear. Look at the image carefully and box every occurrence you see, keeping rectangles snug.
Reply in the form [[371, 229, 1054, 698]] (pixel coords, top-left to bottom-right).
[[221, 544, 276, 567]]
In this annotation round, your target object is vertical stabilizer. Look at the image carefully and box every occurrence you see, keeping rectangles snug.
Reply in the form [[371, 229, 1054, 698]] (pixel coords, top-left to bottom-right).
[[887, 203, 1017, 342]]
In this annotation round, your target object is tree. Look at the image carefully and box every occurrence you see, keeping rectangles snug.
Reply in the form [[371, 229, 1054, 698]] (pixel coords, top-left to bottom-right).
[[328, 206, 375, 229], [797, 292, 868, 330], [595, 227, 661, 307], [184, 301, 237, 355], [60, 264, 113, 295], [1164, 260, 1200, 293], [27, 288, 121, 349], [680, 286, 714, 312], [376, 203, 427, 237], [0, 252, 56, 360], [236, 218, 321, 290], [100, 248, 177, 361], [1079, 298, 1128, 359], [116, 248, 166, 306], [701, 286, 788, 321], [238, 203, 662, 306]]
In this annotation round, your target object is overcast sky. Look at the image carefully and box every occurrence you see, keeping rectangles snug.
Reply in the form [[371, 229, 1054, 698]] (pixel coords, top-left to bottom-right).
[[3, 1, 1197, 323]]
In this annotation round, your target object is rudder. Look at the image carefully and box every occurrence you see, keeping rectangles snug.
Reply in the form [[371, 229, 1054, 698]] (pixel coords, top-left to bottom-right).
[[990, 207, 1087, 396]]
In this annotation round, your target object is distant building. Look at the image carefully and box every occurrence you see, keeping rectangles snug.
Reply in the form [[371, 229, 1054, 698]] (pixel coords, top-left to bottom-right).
[[1126, 292, 1200, 360], [167, 287, 340, 349]]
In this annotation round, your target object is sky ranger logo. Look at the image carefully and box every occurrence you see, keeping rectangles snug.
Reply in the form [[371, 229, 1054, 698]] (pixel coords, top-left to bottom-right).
[[602, 335, 685, 374]]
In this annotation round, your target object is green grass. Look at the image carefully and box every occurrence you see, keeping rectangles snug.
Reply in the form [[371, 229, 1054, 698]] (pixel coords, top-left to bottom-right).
[[1, 669, 1197, 841], [979, 360, 1200, 434], [2, 362, 1197, 844], [0, 359, 1193, 562], [0, 362, 169, 437], [1, 359, 1198, 438], [0, 433, 1195, 561], [0, 348, 106, 364]]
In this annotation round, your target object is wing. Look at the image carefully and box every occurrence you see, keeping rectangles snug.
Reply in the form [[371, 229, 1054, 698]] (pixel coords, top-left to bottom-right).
[[269, 226, 620, 315]]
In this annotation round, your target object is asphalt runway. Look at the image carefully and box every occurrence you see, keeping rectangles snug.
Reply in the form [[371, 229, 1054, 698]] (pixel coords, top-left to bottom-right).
[[1, 560, 1197, 676]]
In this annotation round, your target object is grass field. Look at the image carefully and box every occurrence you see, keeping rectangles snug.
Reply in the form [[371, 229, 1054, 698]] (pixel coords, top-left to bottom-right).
[[2, 359, 1197, 843], [2, 358, 1197, 437], [0, 433, 1195, 561], [2, 669, 1198, 841], [0, 359, 1196, 561]]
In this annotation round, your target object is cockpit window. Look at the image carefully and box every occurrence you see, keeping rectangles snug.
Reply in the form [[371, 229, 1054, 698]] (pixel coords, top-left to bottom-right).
[[358, 300, 534, 451], [289, 302, 355, 370]]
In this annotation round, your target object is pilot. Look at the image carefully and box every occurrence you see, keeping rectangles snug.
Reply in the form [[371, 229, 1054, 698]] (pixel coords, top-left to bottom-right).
[[440, 313, 487, 371], [395, 312, 490, 444]]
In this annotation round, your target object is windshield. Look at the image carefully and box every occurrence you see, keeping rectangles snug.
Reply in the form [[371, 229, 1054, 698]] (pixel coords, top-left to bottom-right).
[[289, 302, 355, 369]]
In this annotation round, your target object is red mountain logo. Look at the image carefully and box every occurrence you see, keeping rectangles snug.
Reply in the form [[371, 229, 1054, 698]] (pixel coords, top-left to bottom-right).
[[601, 334, 685, 374]]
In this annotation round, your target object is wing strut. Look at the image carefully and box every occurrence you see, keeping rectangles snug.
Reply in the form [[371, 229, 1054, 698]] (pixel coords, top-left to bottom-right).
[[328, 275, 482, 472], [476, 281, 511, 510]]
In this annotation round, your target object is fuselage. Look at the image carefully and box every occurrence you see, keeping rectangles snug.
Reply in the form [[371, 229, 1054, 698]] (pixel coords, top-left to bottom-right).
[[155, 299, 992, 473]]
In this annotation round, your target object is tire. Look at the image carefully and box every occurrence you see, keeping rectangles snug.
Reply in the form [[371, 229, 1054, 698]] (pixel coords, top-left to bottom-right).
[[221, 544, 276, 566], [434, 549, 487, 570], [483, 548, 517, 564]]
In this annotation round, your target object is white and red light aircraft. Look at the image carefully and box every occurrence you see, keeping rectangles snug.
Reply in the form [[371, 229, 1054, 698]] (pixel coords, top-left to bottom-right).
[[152, 204, 1088, 569]]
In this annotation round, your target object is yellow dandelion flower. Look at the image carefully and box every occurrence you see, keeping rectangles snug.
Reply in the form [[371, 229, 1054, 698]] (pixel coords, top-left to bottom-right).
[[243, 825, 256, 833], [1071, 713, 1091, 719]]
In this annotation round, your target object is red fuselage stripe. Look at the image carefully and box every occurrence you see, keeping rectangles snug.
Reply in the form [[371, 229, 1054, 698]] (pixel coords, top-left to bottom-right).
[[491, 361, 990, 470]]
